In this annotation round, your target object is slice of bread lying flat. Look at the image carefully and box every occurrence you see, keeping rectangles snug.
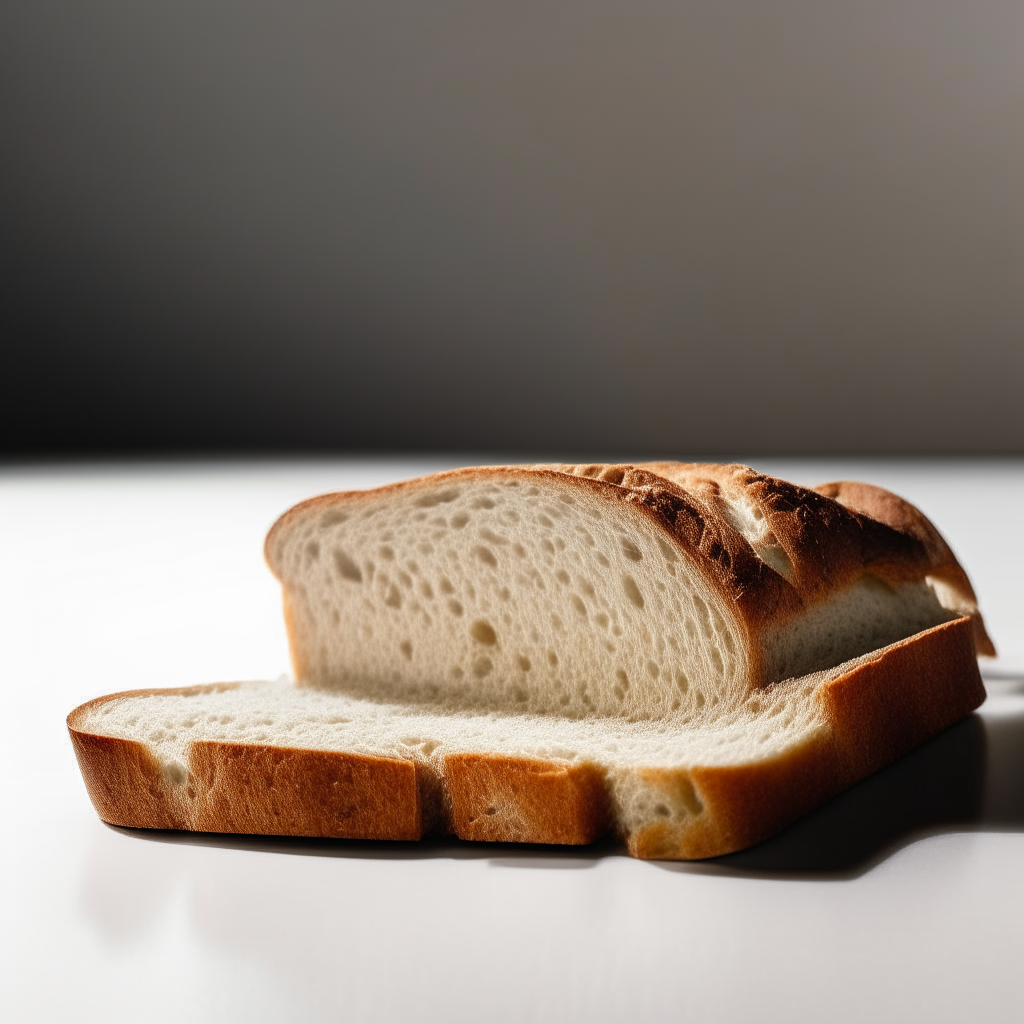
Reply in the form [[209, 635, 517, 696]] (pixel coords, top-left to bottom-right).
[[69, 464, 992, 859]]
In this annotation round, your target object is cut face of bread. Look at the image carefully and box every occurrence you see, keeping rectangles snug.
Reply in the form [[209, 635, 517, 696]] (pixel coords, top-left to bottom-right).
[[264, 466, 976, 720], [69, 464, 992, 859], [268, 470, 748, 719]]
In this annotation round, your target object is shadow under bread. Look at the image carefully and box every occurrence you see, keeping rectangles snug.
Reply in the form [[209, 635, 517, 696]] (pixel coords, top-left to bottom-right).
[[689, 714, 988, 879], [670, 689, 1024, 879], [106, 824, 616, 867]]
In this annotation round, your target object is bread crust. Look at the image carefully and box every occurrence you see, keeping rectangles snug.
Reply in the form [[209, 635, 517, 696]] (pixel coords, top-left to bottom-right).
[[69, 685, 424, 841], [444, 754, 610, 845], [814, 479, 995, 656], [68, 619, 984, 858], [549, 461, 939, 599]]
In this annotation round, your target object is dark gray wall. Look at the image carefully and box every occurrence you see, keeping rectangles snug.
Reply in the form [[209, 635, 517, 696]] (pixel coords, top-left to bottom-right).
[[3, 2, 1022, 456]]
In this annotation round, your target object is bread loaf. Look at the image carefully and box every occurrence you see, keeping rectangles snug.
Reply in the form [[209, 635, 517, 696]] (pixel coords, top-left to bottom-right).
[[69, 464, 991, 859]]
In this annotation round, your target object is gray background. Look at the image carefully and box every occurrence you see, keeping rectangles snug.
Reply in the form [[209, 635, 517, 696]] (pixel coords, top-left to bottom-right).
[[2, 1, 1022, 457]]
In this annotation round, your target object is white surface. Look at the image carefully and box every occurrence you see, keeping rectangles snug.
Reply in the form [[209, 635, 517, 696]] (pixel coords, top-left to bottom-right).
[[2, 457, 1022, 1023]]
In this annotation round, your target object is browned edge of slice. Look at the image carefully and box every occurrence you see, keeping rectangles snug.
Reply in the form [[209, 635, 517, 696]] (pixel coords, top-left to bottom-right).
[[69, 684, 423, 841], [630, 732, 840, 860], [820, 614, 986, 783], [443, 754, 610, 845], [627, 616, 985, 859]]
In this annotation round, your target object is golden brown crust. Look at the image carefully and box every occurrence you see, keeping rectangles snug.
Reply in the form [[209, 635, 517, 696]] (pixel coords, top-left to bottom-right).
[[71, 730, 189, 830], [820, 615, 986, 781], [444, 754, 610, 845], [184, 743, 422, 839], [69, 685, 424, 841], [68, 619, 985, 858], [629, 733, 840, 860], [636, 462, 934, 597]]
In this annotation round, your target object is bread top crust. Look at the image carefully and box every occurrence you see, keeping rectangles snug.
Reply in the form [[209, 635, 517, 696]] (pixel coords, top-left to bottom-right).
[[534, 463, 989, 648], [264, 463, 993, 676], [812, 478, 995, 655], [633, 462, 932, 595]]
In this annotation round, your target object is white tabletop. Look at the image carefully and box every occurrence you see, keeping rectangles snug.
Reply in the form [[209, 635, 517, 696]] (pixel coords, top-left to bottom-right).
[[2, 458, 1022, 1023]]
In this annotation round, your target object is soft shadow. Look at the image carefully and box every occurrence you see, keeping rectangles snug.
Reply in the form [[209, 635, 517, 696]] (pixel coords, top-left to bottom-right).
[[108, 824, 617, 869], [111, 702, 1024, 879]]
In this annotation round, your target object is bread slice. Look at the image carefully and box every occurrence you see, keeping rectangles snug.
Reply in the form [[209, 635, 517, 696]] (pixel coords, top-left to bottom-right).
[[68, 464, 991, 859]]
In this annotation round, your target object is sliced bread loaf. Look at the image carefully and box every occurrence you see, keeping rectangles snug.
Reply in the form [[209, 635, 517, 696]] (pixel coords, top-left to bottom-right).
[[69, 464, 991, 859]]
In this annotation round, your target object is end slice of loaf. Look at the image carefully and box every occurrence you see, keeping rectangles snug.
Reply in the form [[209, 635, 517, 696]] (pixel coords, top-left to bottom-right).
[[68, 464, 992, 859], [69, 618, 984, 858]]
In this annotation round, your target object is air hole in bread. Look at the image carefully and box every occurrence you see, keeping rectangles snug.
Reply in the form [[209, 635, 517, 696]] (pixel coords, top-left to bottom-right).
[[619, 538, 643, 562], [415, 488, 461, 508], [474, 546, 497, 568], [333, 549, 362, 583], [677, 779, 703, 815], [622, 575, 644, 610], [470, 620, 497, 646]]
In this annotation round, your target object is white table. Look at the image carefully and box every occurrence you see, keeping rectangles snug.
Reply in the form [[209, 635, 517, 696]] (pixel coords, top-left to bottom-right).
[[3, 458, 1022, 1023]]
